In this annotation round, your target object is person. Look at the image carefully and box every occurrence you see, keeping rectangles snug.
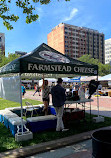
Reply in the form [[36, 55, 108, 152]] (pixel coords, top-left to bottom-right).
[[85, 88, 89, 98], [98, 83, 102, 90], [27, 83, 31, 89], [21, 84, 26, 98], [42, 79, 50, 115], [78, 83, 85, 100], [33, 84, 41, 96], [51, 78, 69, 132], [74, 82, 79, 95]]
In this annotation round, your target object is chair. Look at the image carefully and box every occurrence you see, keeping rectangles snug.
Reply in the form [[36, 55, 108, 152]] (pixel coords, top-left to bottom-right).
[[25, 101, 40, 117]]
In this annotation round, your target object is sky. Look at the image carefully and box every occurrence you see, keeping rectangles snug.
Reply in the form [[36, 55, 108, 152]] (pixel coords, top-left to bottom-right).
[[0, 0, 111, 57]]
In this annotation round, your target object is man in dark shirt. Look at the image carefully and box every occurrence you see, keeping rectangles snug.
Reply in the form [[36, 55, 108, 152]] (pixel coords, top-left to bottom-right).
[[51, 78, 68, 132]]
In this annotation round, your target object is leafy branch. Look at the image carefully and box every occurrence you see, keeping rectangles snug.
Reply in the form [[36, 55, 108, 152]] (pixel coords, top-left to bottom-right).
[[0, 0, 70, 30]]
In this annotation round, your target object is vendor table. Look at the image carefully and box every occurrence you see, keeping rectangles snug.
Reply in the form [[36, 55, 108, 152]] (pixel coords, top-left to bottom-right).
[[65, 99, 94, 120]]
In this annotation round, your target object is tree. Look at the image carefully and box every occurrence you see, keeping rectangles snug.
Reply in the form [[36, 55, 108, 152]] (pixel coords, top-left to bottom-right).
[[0, 53, 20, 67], [78, 54, 110, 76], [0, 0, 70, 30]]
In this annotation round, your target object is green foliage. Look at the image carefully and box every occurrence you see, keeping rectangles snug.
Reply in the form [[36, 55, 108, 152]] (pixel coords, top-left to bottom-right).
[[78, 55, 110, 76], [0, 0, 69, 30], [0, 53, 20, 67]]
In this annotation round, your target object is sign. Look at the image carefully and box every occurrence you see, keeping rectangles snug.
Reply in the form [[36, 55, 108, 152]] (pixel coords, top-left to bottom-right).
[[27, 63, 98, 75]]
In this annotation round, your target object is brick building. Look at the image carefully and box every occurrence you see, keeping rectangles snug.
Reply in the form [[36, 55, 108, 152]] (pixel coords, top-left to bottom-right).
[[47, 23, 105, 64]]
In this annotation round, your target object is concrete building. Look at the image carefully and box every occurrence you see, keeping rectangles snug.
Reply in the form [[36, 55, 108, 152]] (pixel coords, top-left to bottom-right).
[[105, 38, 111, 64], [0, 33, 5, 56], [47, 23, 105, 64], [15, 51, 27, 56]]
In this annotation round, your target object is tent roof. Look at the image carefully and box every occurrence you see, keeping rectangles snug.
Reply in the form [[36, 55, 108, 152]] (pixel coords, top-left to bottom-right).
[[99, 74, 111, 81], [0, 43, 98, 76], [81, 76, 97, 81]]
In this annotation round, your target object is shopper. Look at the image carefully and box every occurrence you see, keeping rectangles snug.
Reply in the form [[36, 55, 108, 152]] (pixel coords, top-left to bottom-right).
[[33, 84, 41, 96], [21, 84, 26, 98], [51, 78, 69, 132], [42, 79, 50, 115], [74, 82, 79, 95]]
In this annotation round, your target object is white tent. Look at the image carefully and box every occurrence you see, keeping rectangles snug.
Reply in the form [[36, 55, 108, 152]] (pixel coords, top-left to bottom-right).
[[99, 74, 111, 81], [39, 78, 57, 86], [81, 76, 98, 82], [62, 77, 70, 82]]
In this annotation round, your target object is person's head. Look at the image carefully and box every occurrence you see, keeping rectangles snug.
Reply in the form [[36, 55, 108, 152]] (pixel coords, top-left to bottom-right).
[[44, 80, 48, 86], [57, 78, 63, 85]]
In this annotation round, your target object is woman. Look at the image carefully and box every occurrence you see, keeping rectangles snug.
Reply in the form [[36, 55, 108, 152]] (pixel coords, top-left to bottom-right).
[[42, 79, 50, 115]]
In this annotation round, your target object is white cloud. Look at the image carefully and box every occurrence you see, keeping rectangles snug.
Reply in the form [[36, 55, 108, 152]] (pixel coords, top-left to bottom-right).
[[36, 7, 43, 22], [63, 8, 78, 22]]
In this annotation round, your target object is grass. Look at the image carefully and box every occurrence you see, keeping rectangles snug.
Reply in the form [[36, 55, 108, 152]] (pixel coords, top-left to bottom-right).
[[0, 98, 111, 152], [0, 98, 42, 110]]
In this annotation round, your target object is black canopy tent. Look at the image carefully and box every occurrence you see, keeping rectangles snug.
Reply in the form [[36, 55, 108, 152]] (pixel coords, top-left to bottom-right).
[[0, 43, 98, 76], [0, 43, 98, 136]]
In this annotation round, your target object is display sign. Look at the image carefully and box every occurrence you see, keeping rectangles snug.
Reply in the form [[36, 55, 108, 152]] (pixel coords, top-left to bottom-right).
[[27, 63, 97, 75]]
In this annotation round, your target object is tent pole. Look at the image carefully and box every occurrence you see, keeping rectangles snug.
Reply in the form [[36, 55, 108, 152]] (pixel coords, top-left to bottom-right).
[[19, 73, 23, 135], [43, 73, 44, 79], [97, 74, 99, 117]]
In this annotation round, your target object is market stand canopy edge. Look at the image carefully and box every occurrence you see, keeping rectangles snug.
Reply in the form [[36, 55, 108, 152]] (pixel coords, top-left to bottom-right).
[[0, 43, 98, 76]]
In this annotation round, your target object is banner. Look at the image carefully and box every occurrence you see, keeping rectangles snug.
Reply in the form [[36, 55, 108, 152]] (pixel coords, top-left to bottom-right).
[[25, 63, 98, 76], [0, 76, 21, 103]]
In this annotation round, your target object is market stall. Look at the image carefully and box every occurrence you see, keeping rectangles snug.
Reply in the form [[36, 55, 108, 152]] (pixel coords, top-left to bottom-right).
[[0, 43, 98, 140]]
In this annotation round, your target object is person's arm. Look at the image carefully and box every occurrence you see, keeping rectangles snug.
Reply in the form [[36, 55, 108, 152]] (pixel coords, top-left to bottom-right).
[[42, 78, 45, 90]]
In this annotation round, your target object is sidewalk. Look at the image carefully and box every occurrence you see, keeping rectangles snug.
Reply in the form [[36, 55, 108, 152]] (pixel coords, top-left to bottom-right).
[[0, 126, 111, 158], [27, 139, 92, 158]]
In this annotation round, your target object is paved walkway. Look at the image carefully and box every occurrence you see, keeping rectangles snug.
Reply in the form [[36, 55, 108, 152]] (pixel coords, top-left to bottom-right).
[[27, 139, 92, 158], [25, 90, 111, 118]]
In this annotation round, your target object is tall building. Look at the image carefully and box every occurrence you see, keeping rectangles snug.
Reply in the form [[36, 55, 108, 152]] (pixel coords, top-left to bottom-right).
[[0, 33, 5, 56], [47, 23, 105, 64], [105, 38, 111, 64]]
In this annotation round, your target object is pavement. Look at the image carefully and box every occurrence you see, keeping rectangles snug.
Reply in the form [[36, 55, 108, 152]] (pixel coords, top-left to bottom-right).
[[25, 90, 111, 118], [0, 90, 111, 158], [27, 139, 92, 158]]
